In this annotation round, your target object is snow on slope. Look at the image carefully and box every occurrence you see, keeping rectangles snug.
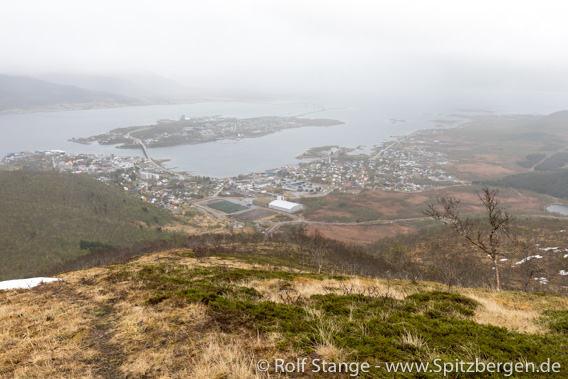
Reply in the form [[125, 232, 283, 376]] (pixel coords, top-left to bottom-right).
[[0, 277, 61, 290]]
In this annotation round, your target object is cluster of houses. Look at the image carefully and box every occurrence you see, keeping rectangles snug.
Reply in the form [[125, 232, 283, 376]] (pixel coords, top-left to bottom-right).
[[228, 176, 324, 196], [244, 139, 461, 192], [0, 151, 219, 214], [1, 133, 462, 219]]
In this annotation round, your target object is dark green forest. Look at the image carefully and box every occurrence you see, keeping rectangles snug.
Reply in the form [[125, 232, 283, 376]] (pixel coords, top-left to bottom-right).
[[534, 152, 568, 171], [479, 169, 568, 199], [0, 171, 173, 280], [516, 153, 546, 168]]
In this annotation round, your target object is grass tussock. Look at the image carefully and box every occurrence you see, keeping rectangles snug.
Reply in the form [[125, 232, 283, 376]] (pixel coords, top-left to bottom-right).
[[1, 245, 568, 378], [190, 334, 267, 379], [463, 291, 548, 334]]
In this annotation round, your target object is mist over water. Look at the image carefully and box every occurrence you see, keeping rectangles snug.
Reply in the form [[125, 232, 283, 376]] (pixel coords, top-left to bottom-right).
[[1, 1, 567, 178], [1, 89, 566, 177]]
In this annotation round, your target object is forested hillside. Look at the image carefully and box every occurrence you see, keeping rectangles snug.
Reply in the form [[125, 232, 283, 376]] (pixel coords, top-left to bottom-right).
[[479, 169, 568, 199], [0, 171, 173, 280]]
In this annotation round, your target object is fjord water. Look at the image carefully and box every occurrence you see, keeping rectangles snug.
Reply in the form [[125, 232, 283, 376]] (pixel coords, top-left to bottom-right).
[[1, 90, 567, 177], [0, 99, 435, 177]]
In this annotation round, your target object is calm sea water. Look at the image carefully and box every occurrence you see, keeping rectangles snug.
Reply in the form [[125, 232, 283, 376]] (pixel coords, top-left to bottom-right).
[[1, 91, 566, 177], [0, 100, 434, 177], [546, 205, 568, 216]]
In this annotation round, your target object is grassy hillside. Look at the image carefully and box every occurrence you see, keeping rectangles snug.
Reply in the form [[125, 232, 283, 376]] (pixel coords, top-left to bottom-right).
[[1, 245, 567, 378], [0, 171, 174, 280]]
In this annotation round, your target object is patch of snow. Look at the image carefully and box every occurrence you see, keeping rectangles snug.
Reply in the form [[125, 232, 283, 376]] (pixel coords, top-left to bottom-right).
[[539, 247, 559, 252], [0, 277, 61, 291], [560, 270, 568, 276], [534, 277, 549, 285], [564, 254, 568, 259], [500, 258, 508, 262], [515, 255, 543, 265]]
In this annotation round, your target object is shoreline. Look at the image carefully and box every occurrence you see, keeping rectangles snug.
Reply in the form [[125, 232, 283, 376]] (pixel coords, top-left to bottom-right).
[[1, 101, 484, 179], [237, 116, 473, 180], [0, 96, 283, 117]]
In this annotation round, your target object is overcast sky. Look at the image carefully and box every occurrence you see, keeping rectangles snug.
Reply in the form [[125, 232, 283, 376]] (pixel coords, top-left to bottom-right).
[[2, 0, 568, 95]]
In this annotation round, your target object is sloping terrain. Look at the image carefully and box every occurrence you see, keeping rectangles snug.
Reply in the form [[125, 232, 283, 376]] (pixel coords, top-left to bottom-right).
[[36, 73, 204, 101], [1, 246, 567, 378], [0, 171, 174, 280], [0, 75, 139, 112]]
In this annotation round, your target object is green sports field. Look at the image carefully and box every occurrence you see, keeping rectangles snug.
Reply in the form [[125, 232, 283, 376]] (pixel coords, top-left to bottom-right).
[[206, 200, 248, 214]]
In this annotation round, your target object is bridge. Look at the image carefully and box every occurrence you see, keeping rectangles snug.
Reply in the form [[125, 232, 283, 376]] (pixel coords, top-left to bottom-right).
[[125, 130, 186, 179]]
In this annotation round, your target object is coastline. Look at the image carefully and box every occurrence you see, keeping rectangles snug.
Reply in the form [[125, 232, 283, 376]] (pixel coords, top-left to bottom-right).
[[0, 100, 477, 179], [0, 96, 279, 117], [153, 113, 472, 179]]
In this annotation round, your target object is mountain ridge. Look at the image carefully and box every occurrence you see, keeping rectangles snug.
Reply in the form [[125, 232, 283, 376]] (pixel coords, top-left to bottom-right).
[[0, 74, 141, 112]]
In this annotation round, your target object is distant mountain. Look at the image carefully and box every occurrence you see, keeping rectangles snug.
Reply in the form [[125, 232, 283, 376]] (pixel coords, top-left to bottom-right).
[[37, 73, 148, 99], [36, 72, 278, 102], [37, 72, 206, 101], [540, 110, 568, 126], [0, 74, 140, 112]]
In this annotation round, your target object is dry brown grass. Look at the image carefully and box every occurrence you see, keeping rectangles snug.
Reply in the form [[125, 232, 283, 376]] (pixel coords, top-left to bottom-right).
[[459, 289, 553, 334], [1, 247, 567, 377], [242, 276, 408, 305], [189, 334, 269, 379], [399, 329, 428, 350], [163, 214, 225, 235], [306, 223, 417, 244], [0, 283, 99, 378], [0, 249, 295, 378]]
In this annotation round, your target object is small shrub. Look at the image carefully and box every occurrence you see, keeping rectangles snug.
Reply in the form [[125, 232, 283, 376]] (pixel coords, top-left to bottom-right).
[[146, 293, 170, 304], [542, 310, 568, 334]]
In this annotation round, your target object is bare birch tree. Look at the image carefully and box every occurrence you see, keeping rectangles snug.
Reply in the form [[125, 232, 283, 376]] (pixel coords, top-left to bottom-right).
[[424, 186, 514, 291]]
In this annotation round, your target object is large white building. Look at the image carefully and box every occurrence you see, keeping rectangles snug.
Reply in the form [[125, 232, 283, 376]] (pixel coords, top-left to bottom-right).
[[268, 199, 303, 213], [140, 171, 160, 180]]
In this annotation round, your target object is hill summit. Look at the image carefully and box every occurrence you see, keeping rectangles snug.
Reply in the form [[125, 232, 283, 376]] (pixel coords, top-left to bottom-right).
[[1, 243, 567, 378]]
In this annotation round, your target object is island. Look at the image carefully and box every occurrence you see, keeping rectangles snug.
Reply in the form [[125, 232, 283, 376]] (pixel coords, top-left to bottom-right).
[[71, 115, 344, 149]]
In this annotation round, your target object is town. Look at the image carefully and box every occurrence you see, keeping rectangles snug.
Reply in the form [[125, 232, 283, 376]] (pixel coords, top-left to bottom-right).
[[1, 129, 463, 232]]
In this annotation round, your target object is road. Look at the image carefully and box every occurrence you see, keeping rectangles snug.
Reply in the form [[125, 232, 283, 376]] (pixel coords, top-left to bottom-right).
[[125, 129, 187, 179], [371, 141, 398, 160], [190, 186, 430, 236]]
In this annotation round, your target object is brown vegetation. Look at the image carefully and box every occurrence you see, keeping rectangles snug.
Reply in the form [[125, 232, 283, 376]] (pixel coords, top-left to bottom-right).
[[300, 186, 551, 225], [2, 247, 567, 377], [425, 187, 515, 290], [306, 223, 416, 244]]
